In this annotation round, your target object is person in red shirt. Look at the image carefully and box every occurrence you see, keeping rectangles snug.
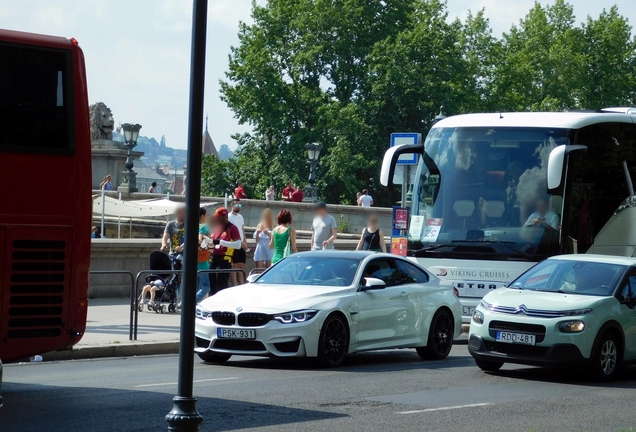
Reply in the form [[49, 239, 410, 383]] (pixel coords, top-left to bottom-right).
[[234, 182, 247, 199], [203, 207, 242, 297], [281, 182, 294, 201], [290, 185, 304, 202]]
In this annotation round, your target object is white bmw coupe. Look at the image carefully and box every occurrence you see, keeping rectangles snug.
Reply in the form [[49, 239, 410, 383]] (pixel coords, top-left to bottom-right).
[[195, 251, 462, 367]]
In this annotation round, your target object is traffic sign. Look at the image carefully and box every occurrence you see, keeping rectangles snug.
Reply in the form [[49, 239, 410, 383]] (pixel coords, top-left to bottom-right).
[[390, 133, 421, 165]]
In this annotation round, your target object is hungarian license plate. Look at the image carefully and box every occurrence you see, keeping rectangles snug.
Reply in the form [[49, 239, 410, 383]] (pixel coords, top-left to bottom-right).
[[462, 306, 475, 316], [217, 328, 255, 339], [496, 331, 535, 345]]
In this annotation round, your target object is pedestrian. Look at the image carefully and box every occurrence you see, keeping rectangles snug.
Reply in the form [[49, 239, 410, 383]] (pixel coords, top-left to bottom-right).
[[265, 185, 276, 201], [195, 207, 211, 303], [356, 215, 387, 252], [290, 185, 304, 202], [311, 202, 338, 250], [148, 181, 158, 193], [355, 192, 361, 206], [161, 206, 185, 254], [358, 189, 374, 207], [203, 207, 241, 297], [282, 182, 294, 201], [91, 226, 101, 238], [253, 208, 274, 268], [234, 182, 247, 199], [228, 199, 247, 285], [100, 174, 113, 191], [270, 209, 298, 264]]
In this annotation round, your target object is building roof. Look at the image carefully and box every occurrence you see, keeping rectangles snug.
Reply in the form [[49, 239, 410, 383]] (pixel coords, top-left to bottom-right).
[[133, 160, 167, 181], [433, 109, 636, 130], [202, 115, 219, 157]]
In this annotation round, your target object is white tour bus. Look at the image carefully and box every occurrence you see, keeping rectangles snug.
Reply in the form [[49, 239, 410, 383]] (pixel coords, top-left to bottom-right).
[[381, 108, 636, 322]]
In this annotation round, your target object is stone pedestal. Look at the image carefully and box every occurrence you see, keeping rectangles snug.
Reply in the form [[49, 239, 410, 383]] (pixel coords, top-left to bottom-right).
[[117, 170, 138, 193], [91, 139, 143, 190]]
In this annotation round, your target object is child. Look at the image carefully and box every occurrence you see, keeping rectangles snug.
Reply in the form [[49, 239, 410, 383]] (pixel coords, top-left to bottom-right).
[[139, 279, 165, 310]]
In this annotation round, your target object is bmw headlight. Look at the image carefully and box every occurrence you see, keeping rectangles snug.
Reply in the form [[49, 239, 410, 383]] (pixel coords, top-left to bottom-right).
[[196, 306, 212, 320], [559, 320, 585, 333], [472, 309, 484, 324], [273, 310, 318, 324]]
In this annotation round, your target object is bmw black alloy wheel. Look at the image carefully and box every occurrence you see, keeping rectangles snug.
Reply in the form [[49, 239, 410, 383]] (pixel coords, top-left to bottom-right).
[[432, 312, 453, 355], [319, 315, 348, 367]]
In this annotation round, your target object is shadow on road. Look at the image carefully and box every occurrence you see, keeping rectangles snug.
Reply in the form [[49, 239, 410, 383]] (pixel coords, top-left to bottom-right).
[[2, 382, 344, 432], [487, 364, 636, 387], [207, 348, 475, 373]]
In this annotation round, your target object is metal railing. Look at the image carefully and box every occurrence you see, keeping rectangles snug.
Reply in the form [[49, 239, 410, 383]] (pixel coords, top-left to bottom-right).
[[131, 268, 246, 340], [89, 270, 136, 339]]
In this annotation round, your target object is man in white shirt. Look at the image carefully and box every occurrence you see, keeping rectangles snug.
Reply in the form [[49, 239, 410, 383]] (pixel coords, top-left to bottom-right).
[[228, 199, 247, 285], [524, 197, 559, 230], [311, 202, 338, 250], [358, 189, 374, 207]]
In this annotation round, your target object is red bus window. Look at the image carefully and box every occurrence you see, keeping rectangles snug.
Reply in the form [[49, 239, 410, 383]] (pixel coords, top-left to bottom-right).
[[0, 42, 74, 153]]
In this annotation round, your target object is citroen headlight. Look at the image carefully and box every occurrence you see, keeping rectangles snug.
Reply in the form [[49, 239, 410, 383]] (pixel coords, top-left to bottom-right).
[[273, 310, 318, 324], [196, 306, 212, 320], [559, 320, 586, 333], [472, 309, 484, 324], [562, 308, 593, 316]]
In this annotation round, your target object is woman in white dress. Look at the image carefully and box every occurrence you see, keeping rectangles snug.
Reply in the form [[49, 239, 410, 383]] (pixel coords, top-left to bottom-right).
[[253, 208, 274, 268]]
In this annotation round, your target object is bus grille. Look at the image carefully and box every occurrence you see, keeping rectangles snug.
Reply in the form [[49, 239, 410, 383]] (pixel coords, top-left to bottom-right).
[[7, 240, 67, 338]]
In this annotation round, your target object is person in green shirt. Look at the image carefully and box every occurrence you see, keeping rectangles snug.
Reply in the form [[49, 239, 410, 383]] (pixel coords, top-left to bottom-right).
[[270, 209, 298, 264]]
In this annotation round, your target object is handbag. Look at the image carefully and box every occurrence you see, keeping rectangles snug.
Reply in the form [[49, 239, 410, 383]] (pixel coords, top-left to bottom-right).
[[283, 231, 292, 258]]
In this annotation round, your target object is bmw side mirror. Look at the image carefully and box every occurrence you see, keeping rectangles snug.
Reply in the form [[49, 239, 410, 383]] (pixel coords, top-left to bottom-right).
[[361, 277, 386, 291], [246, 274, 259, 284]]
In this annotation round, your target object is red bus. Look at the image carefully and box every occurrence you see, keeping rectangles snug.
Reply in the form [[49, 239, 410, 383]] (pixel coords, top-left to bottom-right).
[[0, 29, 92, 373]]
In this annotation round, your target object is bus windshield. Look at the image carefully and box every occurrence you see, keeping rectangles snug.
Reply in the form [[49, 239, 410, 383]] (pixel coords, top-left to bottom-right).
[[409, 126, 570, 261]]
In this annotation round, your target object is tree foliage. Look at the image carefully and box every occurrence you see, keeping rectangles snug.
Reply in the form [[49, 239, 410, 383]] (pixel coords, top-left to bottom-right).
[[209, 0, 636, 205]]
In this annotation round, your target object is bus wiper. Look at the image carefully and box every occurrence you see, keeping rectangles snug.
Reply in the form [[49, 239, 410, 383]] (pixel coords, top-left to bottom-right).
[[450, 240, 534, 261], [412, 244, 451, 255]]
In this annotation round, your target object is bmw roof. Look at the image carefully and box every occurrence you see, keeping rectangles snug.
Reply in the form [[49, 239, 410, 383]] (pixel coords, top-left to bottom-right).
[[548, 254, 636, 266]]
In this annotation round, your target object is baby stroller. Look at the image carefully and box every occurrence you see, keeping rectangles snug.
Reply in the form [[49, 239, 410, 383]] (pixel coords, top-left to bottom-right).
[[138, 250, 182, 313]]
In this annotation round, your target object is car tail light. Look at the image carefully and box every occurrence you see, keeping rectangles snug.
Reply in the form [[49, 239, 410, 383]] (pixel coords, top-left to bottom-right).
[[453, 287, 459, 298]]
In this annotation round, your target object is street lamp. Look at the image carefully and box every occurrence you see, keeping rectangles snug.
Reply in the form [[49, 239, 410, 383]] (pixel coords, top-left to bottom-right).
[[118, 122, 142, 193], [434, 105, 447, 123], [303, 142, 322, 202]]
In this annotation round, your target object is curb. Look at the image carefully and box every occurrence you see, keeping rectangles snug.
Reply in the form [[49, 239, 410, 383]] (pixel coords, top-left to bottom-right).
[[43, 341, 180, 361]]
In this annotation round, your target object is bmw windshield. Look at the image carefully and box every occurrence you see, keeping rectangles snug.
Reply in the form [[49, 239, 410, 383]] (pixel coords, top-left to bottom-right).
[[256, 256, 360, 286], [409, 126, 569, 261]]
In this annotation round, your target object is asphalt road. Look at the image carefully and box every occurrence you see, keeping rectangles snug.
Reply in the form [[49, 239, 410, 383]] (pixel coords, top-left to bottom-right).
[[2, 346, 636, 432]]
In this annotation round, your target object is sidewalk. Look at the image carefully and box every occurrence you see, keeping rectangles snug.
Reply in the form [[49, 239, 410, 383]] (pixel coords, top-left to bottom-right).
[[43, 299, 469, 361], [43, 299, 181, 361]]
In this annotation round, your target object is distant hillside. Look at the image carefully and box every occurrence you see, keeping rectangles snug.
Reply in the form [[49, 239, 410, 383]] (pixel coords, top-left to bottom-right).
[[219, 144, 234, 161], [114, 132, 187, 167]]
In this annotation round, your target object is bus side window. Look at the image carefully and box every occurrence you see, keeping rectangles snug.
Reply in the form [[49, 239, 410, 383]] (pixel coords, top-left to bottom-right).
[[565, 123, 636, 253]]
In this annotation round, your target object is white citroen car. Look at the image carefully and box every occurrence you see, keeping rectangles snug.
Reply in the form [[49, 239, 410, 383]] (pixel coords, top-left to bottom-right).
[[469, 255, 636, 380], [195, 251, 461, 367]]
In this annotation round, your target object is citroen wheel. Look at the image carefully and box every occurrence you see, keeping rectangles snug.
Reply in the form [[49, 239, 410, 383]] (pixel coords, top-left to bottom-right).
[[591, 332, 619, 381]]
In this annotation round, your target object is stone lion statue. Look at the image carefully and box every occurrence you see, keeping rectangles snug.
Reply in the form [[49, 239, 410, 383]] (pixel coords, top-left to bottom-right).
[[89, 102, 115, 141]]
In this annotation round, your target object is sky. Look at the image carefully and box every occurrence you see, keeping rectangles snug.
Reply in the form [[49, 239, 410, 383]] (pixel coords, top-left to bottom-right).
[[1, 0, 635, 150]]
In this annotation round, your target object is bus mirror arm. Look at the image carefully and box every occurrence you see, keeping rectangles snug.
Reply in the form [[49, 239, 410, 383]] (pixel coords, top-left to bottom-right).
[[547, 144, 587, 194], [380, 143, 424, 188]]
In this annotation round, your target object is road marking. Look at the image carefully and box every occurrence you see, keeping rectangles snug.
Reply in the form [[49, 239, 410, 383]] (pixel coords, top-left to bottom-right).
[[397, 402, 492, 414], [135, 377, 239, 388]]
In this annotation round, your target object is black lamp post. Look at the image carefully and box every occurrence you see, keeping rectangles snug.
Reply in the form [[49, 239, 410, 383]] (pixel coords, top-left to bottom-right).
[[303, 142, 322, 202], [434, 104, 447, 123], [118, 122, 142, 193]]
